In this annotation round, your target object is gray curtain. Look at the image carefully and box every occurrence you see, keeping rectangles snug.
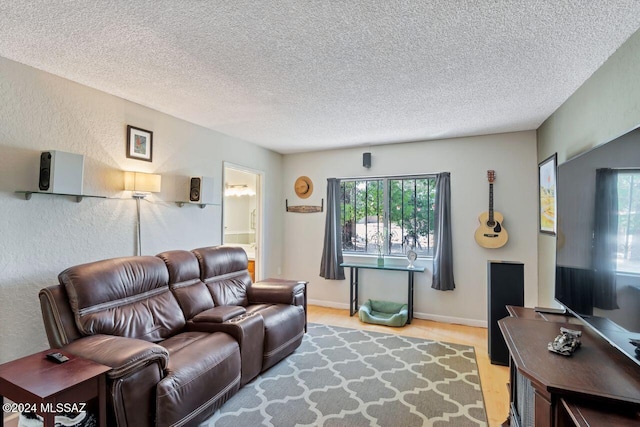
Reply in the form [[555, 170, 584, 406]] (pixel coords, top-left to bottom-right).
[[320, 178, 345, 280], [432, 172, 455, 291], [592, 168, 619, 309]]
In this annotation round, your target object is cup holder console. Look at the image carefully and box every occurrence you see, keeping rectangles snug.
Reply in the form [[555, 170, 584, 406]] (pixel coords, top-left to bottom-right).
[[227, 311, 258, 323]]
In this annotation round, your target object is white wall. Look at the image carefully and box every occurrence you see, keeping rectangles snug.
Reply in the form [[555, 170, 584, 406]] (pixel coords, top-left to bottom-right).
[[282, 132, 538, 326], [537, 28, 640, 307], [0, 57, 284, 363]]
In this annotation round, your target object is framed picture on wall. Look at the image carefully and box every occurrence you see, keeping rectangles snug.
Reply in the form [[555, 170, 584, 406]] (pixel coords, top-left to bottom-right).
[[538, 153, 557, 235], [126, 125, 153, 162]]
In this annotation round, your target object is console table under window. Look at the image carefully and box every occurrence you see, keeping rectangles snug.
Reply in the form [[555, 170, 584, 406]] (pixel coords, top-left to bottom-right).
[[340, 262, 425, 324]]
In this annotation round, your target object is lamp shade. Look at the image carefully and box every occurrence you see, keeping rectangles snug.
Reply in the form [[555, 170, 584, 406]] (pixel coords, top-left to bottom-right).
[[124, 171, 162, 193]]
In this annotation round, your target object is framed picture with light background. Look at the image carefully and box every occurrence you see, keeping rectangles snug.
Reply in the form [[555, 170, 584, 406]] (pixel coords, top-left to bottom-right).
[[538, 153, 557, 235], [127, 125, 153, 162]]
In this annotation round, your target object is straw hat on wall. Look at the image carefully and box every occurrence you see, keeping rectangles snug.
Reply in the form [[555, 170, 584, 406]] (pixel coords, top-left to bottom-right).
[[294, 176, 313, 199]]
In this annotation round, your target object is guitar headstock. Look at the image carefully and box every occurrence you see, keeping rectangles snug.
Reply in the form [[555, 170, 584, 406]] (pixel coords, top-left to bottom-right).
[[487, 170, 496, 183]]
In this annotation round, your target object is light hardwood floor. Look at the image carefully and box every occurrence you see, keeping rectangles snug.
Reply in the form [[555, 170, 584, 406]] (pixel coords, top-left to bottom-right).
[[308, 304, 510, 427]]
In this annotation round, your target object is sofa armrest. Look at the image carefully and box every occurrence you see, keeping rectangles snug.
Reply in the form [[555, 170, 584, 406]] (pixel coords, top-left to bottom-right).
[[192, 306, 247, 323], [63, 334, 169, 379], [39, 286, 82, 348], [248, 279, 306, 305]]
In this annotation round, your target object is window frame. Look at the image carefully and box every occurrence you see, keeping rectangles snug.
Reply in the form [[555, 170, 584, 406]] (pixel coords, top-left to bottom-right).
[[616, 171, 640, 275], [340, 174, 436, 258]]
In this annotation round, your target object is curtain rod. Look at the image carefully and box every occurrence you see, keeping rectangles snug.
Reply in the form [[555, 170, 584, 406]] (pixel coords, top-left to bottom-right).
[[332, 172, 443, 180]]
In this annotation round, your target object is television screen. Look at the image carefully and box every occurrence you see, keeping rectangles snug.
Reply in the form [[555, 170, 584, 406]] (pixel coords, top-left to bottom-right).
[[555, 126, 640, 366]]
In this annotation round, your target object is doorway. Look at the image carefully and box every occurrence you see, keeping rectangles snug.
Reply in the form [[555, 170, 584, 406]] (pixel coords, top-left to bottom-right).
[[222, 163, 262, 281]]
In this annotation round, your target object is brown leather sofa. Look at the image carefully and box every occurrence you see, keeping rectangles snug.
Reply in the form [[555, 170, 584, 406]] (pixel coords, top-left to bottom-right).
[[39, 246, 307, 427]]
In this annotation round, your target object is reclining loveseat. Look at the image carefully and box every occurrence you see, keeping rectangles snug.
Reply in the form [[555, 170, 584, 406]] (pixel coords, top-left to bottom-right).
[[39, 246, 307, 427]]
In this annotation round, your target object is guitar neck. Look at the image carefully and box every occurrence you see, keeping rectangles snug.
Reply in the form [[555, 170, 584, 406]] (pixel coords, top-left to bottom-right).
[[488, 183, 494, 222]]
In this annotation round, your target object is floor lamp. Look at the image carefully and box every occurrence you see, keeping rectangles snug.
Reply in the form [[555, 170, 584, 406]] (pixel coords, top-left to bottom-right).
[[124, 171, 162, 256]]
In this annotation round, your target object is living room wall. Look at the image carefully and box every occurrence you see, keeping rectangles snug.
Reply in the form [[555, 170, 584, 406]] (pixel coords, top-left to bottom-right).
[[537, 28, 640, 307], [0, 57, 285, 363], [282, 132, 538, 326]]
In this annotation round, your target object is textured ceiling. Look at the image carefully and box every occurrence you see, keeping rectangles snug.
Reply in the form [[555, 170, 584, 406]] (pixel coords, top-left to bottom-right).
[[1, 2, 640, 154]]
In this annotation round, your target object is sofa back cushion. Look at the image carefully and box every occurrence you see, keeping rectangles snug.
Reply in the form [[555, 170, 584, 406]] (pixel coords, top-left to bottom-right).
[[59, 256, 185, 342], [157, 250, 215, 319], [192, 246, 252, 306]]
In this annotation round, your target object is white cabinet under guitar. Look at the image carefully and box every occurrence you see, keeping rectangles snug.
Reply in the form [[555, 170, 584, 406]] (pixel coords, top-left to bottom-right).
[[475, 170, 509, 248]]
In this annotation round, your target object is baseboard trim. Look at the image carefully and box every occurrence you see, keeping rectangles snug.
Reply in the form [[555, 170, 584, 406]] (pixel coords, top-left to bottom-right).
[[308, 299, 487, 328], [308, 299, 351, 310], [412, 311, 488, 328]]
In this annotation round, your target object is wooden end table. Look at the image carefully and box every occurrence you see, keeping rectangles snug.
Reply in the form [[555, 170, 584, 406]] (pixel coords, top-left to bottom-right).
[[0, 349, 110, 427]]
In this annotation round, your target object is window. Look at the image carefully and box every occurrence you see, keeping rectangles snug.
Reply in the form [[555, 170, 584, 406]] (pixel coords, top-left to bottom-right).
[[617, 172, 640, 274], [340, 175, 436, 257]]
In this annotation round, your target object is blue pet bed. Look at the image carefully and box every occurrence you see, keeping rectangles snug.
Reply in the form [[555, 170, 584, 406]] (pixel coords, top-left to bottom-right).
[[358, 299, 409, 327]]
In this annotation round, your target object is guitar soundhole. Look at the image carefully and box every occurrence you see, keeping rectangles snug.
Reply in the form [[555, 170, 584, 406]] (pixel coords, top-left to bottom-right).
[[486, 221, 502, 233]]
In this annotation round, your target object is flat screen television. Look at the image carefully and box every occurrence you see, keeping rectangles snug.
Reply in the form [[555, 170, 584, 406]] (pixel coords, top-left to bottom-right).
[[555, 126, 640, 366]]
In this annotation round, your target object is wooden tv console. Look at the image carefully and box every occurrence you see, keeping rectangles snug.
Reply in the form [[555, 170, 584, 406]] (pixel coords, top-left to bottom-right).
[[498, 306, 640, 426]]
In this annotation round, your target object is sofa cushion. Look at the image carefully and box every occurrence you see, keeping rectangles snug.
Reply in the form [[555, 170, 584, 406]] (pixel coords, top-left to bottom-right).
[[59, 256, 185, 342], [157, 332, 241, 427], [192, 246, 252, 306], [157, 250, 215, 319]]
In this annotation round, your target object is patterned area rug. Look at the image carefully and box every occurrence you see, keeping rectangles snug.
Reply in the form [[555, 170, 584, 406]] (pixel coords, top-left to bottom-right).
[[203, 323, 487, 427]]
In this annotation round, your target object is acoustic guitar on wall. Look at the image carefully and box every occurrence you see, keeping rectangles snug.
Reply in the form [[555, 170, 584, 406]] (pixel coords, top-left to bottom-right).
[[475, 170, 508, 248]]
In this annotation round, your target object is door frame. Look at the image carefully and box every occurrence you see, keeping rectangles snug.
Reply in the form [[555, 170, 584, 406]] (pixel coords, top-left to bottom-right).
[[222, 162, 264, 281]]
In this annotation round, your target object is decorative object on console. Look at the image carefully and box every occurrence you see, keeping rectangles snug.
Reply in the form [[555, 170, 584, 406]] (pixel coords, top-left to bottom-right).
[[475, 170, 508, 248], [538, 153, 557, 235], [375, 230, 385, 266], [406, 249, 417, 268], [126, 125, 153, 162], [294, 175, 313, 198], [548, 327, 582, 356]]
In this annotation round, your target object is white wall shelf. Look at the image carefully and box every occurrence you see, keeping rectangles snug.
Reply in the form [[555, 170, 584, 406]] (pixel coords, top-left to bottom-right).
[[175, 201, 220, 209], [15, 191, 106, 203]]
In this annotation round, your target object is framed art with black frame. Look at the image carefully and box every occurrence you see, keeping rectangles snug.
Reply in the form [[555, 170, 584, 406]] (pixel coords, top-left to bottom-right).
[[126, 125, 153, 162]]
